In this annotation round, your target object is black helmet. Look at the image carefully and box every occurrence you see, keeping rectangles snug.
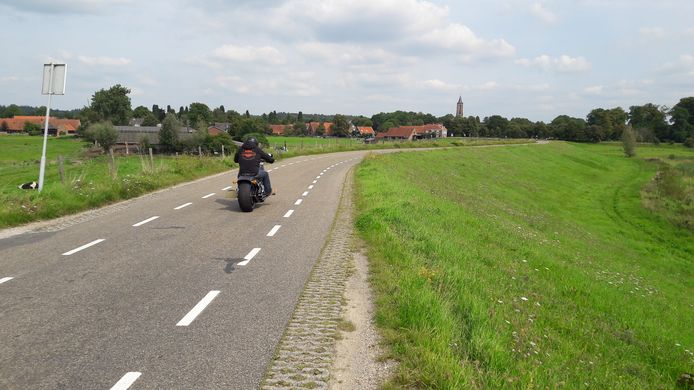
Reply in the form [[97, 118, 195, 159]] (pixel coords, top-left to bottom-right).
[[247, 137, 258, 147]]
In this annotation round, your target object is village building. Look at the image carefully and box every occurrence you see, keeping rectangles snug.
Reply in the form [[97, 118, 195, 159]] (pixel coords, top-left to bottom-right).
[[356, 126, 375, 137], [270, 124, 293, 135], [207, 122, 230, 136], [0, 116, 80, 135], [375, 124, 448, 141], [306, 121, 333, 136]]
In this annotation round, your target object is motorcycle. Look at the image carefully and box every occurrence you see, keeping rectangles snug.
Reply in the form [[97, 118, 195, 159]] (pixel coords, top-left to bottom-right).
[[235, 164, 268, 212]]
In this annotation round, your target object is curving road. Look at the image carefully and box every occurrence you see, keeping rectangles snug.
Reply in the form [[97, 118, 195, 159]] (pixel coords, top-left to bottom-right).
[[0, 150, 367, 389]]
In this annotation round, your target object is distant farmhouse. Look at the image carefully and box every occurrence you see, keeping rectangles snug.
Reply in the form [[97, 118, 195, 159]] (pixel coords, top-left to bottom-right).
[[356, 126, 375, 137], [0, 116, 80, 135], [375, 124, 448, 141]]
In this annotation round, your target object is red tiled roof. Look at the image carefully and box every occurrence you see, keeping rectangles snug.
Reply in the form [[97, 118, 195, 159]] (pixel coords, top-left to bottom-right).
[[270, 124, 291, 135], [382, 126, 417, 138], [307, 121, 333, 135], [357, 126, 374, 135], [0, 116, 80, 133]]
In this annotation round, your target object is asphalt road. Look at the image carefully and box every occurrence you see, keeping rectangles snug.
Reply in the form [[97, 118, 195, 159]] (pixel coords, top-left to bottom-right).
[[0, 150, 366, 389]]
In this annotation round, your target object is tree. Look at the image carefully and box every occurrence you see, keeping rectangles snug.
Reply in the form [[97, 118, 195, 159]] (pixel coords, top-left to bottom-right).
[[89, 84, 132, 125], [622, 126, 637, 157], [0, 121, 8, 132], [670, 97, 694, 142], [1, 104, 21, 118], [24, 121, 42, 136], [133, 105, 150, 118], [332, 114, 350, 137], [151, 105, 166, 122], [141, 112, 159, 126], [187, 102, 212, 126], [159, 113, 181, 152], [297, 111, 304, 123], [628, 103, 669, 141], [85, 122, 119, 153], [293, 121, 307, 135]]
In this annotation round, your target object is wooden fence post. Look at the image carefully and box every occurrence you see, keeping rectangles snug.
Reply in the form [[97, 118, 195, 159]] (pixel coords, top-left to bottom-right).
[[58, 155, 65, 185]]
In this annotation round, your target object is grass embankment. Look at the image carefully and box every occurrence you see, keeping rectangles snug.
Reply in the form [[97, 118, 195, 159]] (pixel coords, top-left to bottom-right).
[[0, 136, 233, 228], [267, 136, 530, 158], [354, 142, 693, 388]]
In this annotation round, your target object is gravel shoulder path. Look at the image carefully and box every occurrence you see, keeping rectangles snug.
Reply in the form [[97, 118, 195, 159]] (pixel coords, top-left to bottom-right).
[[261, 167, 394, 389]]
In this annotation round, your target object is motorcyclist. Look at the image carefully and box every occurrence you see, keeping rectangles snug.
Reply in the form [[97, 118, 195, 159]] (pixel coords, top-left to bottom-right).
[[234, 137, 275, 196]]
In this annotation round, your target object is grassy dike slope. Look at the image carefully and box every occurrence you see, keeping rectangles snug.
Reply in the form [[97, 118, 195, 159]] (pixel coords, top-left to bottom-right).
[[354, 142, 693, 388]]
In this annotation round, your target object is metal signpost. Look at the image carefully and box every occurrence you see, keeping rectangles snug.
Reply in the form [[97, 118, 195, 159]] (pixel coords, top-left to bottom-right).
[[38, 63, 67, 192]]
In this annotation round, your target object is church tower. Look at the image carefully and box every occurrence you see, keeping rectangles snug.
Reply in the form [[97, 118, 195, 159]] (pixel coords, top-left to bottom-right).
[[456, 96, 464, 117]]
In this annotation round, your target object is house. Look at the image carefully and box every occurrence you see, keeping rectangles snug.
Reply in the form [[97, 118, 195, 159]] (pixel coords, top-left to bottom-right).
[[356, 126, 375, 136], [0, 116, 80, 135], [208, 122, 230, 136], [307, 121, 334, 136], [376, 124, 448, 141], [270, 124, 292, 135], [129, 118, 144, 127]]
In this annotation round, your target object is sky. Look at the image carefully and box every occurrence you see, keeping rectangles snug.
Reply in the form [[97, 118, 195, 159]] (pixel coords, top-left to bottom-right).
[[1, 0, 693, 122]]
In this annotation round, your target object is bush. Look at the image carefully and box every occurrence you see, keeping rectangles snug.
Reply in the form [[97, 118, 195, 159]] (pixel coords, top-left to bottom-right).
[[622, 126, 637, 157], [24, 122, 43, 136], [684, 137, 694, 148], [84, 122, 118, 153]]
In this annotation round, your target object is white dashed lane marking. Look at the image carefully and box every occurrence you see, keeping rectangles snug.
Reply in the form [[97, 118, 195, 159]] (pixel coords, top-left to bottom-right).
[[174, 202, 192, 210], [132, 216, 159, 227], [308, 185, 314, 189], [176, 290, 221, 326], [238, 248, 261, 266], [0, 277, 14, 284], [284, 210, 295, 218], [110, 372, 142, 390], [295, 199, 303, 205], [222, 186, 232, 191], [267, 225, 281, 237], [202, 193, 215, 199], [62, 239, 105, 256], [302, 191, 309, 196]]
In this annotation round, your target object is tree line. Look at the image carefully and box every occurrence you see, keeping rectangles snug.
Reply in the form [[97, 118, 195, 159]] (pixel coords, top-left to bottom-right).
[[2, 84, 693, 147]]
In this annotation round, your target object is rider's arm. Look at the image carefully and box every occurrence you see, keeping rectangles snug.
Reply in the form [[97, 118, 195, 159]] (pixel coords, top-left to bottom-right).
[[259, 148, 275, 164]]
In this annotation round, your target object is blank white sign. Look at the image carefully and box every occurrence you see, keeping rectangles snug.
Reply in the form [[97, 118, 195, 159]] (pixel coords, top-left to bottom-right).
[[42, 63, 67, 95]]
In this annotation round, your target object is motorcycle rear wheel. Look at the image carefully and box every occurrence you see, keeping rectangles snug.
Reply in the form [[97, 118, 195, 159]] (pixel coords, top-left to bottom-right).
[[237, 182, 254, 212]]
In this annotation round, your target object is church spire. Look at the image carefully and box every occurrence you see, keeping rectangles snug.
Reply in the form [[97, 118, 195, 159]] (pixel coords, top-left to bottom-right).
[[456, 96, 464, 117]]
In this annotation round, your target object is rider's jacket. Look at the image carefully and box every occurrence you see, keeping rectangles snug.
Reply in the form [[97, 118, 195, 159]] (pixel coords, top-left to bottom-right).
[[234, 140, 275, 176]]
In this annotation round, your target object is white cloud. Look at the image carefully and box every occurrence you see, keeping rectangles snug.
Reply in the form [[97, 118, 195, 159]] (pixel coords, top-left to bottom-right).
[[419, 24, 515, 59], [296, 42, 397, 65], [1, 76, 20, 82], [216, 72, 320, 97], [515, 54, 591, 72], [0, 0, 133, 14], [639, 27, 665, 39], [530, 2, 557, 24], [584, 85, 604, 95], [269, 0, 514, 61], [685, 27, 694, 37], [212, 44, 286, 65], [78, 56, 132, 66], [660, 54, 694, 75]]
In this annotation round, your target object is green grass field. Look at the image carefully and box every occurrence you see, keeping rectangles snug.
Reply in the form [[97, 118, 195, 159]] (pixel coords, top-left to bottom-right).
[[354, 142, 693, 388], [0, 135, 234, 228]]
